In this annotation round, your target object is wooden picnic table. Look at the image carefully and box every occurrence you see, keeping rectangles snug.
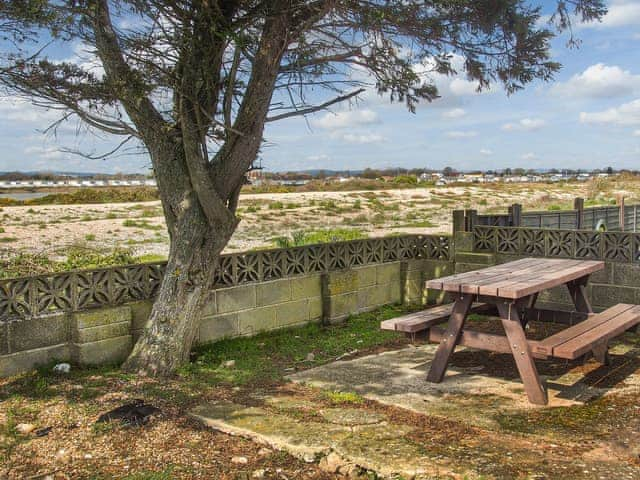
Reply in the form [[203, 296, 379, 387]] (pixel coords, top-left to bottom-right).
[[424, 258, 606, 405]]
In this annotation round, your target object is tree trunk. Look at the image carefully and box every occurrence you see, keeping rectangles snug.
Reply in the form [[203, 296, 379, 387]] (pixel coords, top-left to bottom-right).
[[121, 188, 234, 376]]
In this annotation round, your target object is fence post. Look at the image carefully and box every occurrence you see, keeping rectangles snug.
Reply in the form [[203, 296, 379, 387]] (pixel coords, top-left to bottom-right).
[[466, 209, 478, 232], [508, 203, 522, 227], [452, 210, 466, 234], [618, 195, 625, 232], [635, 205, 638, 233], [574, 197, 584, 230]]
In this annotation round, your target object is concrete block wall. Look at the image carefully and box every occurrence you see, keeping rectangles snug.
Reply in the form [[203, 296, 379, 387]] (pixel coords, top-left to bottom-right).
[[0, 257, 457, 376], [198, 275, 323, 343]]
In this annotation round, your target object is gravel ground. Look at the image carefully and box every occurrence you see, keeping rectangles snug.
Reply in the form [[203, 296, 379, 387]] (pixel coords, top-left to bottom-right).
[[0, 182, 605, 261]]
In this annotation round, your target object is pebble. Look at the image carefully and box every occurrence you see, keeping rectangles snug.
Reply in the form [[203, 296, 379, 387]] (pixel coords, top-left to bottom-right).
[[231, 456, 248, 465], [53, 362, 71, 374], [319, 452, 345, 473], [252, 469, 266, 478], [305, 352, 315, 361], [223, 360, 236, 368], [257, 448, 272, 456], [15, 423, 36, 435], [55, 448, 71, 464]]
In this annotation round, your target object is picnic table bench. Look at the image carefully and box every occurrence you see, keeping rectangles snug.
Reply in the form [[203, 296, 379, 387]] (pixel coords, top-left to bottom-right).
[[381, 258, 640, 405]]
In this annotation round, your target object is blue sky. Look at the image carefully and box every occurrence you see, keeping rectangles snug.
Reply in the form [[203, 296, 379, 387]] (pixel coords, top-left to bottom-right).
[[0, 0, 639, 174]]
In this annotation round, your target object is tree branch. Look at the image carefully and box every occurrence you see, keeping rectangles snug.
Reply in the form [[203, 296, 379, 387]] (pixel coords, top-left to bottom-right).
[[265, 88, 365, 122]]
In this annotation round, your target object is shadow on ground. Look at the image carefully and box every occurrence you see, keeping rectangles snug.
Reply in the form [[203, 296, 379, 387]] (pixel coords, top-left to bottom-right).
[[193, 331, 640, 479]]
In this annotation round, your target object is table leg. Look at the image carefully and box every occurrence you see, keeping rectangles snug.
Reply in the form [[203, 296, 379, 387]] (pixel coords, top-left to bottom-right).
[[426, 294, 473, 383], [567, 275, 593, 314], [497, 303, 548, 405]]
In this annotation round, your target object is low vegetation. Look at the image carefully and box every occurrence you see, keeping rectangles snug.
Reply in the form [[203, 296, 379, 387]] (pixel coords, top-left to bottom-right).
[[272, 228, 367, 248], [0, 247, 164, 278], [0, 187, 159, 206]]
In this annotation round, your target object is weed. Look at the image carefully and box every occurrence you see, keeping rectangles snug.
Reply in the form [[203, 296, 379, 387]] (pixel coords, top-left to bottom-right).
[[122, 219, 163, 230], [324, 390, 364, 404], [85, 234, 96, 241], [273, 228, 366, 248]]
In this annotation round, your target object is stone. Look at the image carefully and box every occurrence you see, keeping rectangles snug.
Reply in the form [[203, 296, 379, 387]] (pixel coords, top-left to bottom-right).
[[72, 335, 132, 366], [256, 280, 291, 306], [252, 469, 266, 478], [257, 448, 272, 456], [55, 448, 71, 464], [15, 423, 36, 435], [319, 452, 345, 473], [291, 275, 322, 300], [319, 408, 385, 426], [9, 313, 70, 352], [73, 306, 131, 329], [223, 360, 236, 368], [53, 363, 71, 374], [231, 456, 248, 465], [216, 285, 257, 314], [306, 353, 315, 362]]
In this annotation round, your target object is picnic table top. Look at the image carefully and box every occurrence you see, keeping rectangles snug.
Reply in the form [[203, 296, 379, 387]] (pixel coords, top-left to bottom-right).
[[425, 258, 605, 299]]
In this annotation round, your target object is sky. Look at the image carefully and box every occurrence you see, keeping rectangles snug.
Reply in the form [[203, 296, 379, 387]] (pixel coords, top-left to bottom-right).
[[0, 0, 639, 174]]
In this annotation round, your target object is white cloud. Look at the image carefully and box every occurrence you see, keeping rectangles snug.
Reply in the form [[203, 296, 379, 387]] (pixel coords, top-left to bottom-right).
[[521, 152, 537, 160], [23, 145, 65, 160], [502, 118, 546, 132], [449, 78, 482, 96], [580, 99, 640, 126], [442, 108, 466, 119], [0, 98, 60, 124], [598, 1, 640, 28], [313, 109, 380, 130], [445, 130, 477, 138], [338, 133, 386, 144], [305, 154, 331, 163], [634, 130, 640, 137], [552, 64, 640, 98], [480, 149, 493, 156]]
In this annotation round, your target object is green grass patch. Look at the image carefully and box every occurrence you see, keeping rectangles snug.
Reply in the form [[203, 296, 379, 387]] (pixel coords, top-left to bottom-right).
[[122, 219, 163, 230], [182, 304, 409, 385], [273, 228, 367, 248], [0, 187, 159, 206], [324, 390, 364, 405]]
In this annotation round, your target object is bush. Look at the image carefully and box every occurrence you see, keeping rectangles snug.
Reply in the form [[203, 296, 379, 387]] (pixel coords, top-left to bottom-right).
[[273, 228, 367, 248]]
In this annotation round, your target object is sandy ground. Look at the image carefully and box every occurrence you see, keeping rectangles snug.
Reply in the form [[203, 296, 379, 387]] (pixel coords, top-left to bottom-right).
[[0, 182, 630, 261]]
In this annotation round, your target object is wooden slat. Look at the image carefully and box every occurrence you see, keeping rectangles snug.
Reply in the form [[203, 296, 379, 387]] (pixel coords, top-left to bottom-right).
[[533, 303, 635, 356], [429, 326, 546, 359], [476, 259, 580, 297], [553, 305, 640, 359], [427, 258, 604, 300], [380, 303, 490, 333], [473, 260, 570, 297], [425, 258, 535, 291], [496, 261, 604, 299], [457, 259, 544, 295]]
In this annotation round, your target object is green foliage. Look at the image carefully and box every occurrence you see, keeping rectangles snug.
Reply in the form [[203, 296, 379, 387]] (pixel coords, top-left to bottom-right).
[[393, 175, 417, 185], [122, 219, 163, 230], [324, 390, 364, 405], [0, 247, 155, 278], [0, 188, 159, 206], [273, 228, 366, 248], [269, 201, 284, 210]]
